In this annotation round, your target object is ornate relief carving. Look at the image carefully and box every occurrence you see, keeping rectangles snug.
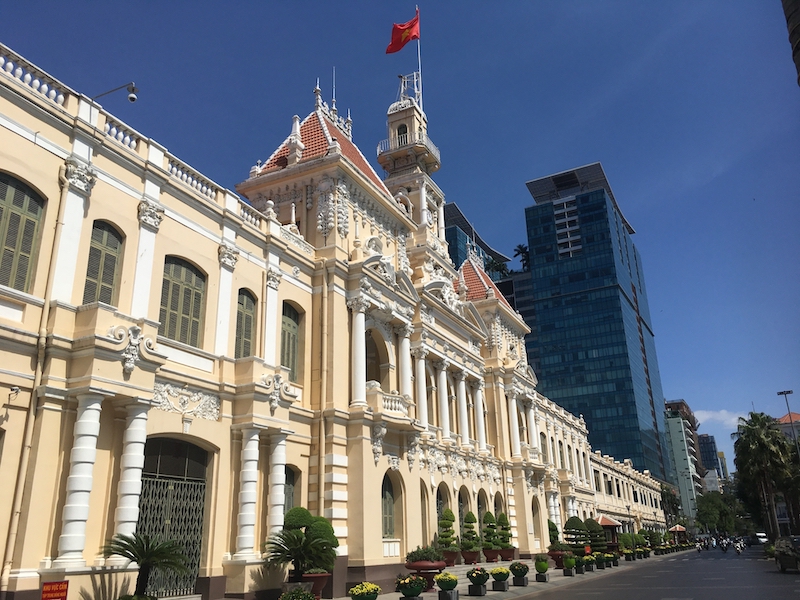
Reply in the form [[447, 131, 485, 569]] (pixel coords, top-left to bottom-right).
[[138, 197, 164, 231], [336, 179, 350, 238], [153, 382, 220, 421], [347, 295, 370, 314], [387, 454, 400, 471], [315, 176, 335, 238], [398, 233, 411, 275], [262, 372, 299, 415], [372, 423, 387, 465], [64, 156, 96, 194], [407, 433, 419, 467], [266, 267, 282, 290], [218, 240, 239, 269], [110, 325, 155, 374], [420, 303, 434, 325]]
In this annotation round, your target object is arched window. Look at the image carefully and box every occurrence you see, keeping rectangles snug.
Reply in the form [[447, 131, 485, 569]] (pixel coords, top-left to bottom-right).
[[159, 257, 206, 347], [235, 289, 257, 358], [540, 432, 548, 462], [397, 123, 408, 145], [0, 173, 45, 292], [382, 474, 395, 538], [558, 441, 565, 469], [567, 445, 574, 471], [83, 220, 123, 305], [281, 302, 300, 382], [365, 331, 380, 383], [284, 467, 296, 514]]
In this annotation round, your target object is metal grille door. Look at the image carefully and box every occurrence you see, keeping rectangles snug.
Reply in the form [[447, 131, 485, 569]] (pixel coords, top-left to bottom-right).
[[138, 477, 206, 597]]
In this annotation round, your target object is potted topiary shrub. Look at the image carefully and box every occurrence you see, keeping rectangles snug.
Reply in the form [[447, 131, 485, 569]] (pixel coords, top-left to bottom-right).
[[534, 554, 549, 582], [481, 512, 500, 562], [563, 516, 590, 555], [438, 508, 460, 566], [460, 511, 480, 565], [496, 513, 515, 561], [466, 567, 489, 596], [489, 567, 510, 592], [509, 561, 529, 586], [434, 571, 458, 600], [562, 551, 576, 576], [584, 518, 606, 554], [547, 541, 569, 569], [404, 546, 445, 591]]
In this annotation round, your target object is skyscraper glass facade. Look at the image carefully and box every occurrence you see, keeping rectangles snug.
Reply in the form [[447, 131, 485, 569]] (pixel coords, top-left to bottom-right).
[[519, 168, 672, 482]]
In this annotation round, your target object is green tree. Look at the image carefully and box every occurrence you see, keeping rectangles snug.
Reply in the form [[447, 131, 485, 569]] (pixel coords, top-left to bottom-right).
[[513, 244, 530, 272], [102, 532, 188, 598], [732, 412, 793, 540], [584, 518, 606, 552], [484, 256, 509, 279], [438, 508, 459, 551], [562, 516, 589, 551], [548, 519, 559, 544], [481, 511, 498, 549], [264, 508, 339, 579], [496, 512, 512, 549], [461, 511, 480, 551]]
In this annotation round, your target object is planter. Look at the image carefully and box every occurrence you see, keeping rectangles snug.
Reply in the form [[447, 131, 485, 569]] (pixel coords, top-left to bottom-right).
[[482, 549, 500, 563], [491, 581, 508, 592], [534, 573, 549, 583], [405, 561, 446, 592], [625, 554, 633, 561], [575, 565, 585, 575], [460, 550, 480, 565], [352, 595, 377, 600], [596, 561, 605, 570], [562, 568, 575, 577], [467, 584, 486, 596], [301, 573, 331, 600], [547, 550, 565, 569], [438, 591, 459, 600], [584, 564, 594, 572], [612, 559, 619, 566], [511, 576, 528, 587], [399, 586, 425, 598], [442, 550, 460, 567], [498, 548, 515, 561]]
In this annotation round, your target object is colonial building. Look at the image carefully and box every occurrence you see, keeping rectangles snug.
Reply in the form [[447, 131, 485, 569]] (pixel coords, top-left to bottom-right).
[[0, 43, 664, 600]]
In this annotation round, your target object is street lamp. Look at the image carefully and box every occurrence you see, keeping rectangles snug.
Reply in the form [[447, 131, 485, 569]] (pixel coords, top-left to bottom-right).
[[778, 390, 800, 462], [626, 504, 632, 534]]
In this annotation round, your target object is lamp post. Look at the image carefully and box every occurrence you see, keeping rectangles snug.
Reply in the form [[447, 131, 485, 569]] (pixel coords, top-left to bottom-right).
[[626, 504, 632, 535], [778, 390, 800, 462]]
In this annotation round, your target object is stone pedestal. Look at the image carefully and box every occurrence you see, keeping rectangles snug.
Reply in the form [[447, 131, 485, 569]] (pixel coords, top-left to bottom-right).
[[535, 573, 549, 583], [438, 590, 458, 600], [511, 576, 528, 587], [491, 581, 508, 592], [467, 584, 486, 596], [562, 568, 575, 577]]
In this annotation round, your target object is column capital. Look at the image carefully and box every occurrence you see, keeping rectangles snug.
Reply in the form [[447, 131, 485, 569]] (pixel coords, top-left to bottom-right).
[[454, 370, 467, 382], [63, 155, 96, 195], [219, 240, 240, 270], [138, 196, 165, 231], [346, 295, 370, 313], [394, 323, 414, 339], [410, 346, 429, 360], [433, 358, 450, 372], [266, 266, 283, 290]]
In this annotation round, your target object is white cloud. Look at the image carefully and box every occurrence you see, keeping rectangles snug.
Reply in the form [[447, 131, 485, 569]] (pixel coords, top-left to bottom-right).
[[694, 409, 745, 430]]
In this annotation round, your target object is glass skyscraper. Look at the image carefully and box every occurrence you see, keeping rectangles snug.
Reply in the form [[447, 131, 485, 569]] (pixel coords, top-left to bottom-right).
[[515, 163, 672, 482]]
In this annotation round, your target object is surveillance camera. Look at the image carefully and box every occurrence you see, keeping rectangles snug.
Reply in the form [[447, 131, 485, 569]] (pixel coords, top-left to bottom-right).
[[128, 92, 137, 103], [10, 386, 20, 394], [126, 83, 138, 103]]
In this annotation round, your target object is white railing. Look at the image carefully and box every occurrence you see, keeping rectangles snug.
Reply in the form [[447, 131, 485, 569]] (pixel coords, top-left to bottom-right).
[[239, 201, 262, 228], [103, 115, 140, 151], [0, 45, 69, 106], [376, 131, 440, 163], [167, 157, 219, 200]]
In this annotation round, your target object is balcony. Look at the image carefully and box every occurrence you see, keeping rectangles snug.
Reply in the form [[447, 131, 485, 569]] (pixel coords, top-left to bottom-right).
[[377, 131, 441, 165]]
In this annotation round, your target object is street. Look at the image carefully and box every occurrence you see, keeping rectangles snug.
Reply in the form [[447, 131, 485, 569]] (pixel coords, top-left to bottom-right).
[[519, 548, 797, 600]]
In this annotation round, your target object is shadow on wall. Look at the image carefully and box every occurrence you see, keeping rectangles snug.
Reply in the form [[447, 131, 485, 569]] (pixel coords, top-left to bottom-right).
[[79, 568, 131, 600]]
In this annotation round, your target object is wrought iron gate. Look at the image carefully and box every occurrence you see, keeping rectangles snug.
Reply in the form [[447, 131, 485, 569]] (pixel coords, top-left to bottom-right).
[[137, 439, 207, 598]]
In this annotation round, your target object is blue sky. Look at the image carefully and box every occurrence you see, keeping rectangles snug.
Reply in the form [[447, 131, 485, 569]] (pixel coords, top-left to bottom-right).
[[3, 2, 798, 472]]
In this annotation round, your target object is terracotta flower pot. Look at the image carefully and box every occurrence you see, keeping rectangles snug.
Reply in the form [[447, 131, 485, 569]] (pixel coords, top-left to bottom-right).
[[301, 573, 331, 600], [405, 561, 446, 592]]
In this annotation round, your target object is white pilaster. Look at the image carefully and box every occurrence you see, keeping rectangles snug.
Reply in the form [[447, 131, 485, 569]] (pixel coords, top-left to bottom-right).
[[437, 201, 445, 239], [436, 360, 450, 440], [263, 264, 282, 365], [131, 195, 163, 319], [473, 381, 486, 452], [507, 392, 522, 459], [114, 403, 149, 538], [397, 325, 413, 399], [267, 434, 287, 535], [456, 371, 469, 448], [413, 347, 429, 431], [235, 428, 260, 557], [348, 297, 368, 406], [54, 393, 104, 567]]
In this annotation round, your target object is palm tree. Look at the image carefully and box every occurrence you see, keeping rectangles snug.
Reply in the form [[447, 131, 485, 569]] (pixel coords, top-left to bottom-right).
[[732, 412, 792, 540], [102, 532, 189, 597], [263, 528, 337, 581], [513, 244, 530, 272], [484, 256, 509, 279]]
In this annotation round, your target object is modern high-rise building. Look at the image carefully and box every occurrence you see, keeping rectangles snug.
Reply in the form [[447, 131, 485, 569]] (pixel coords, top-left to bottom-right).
[[443, 202, 509, 276], [665, 407, 702, 522], [697, 433, 722, 478], [512, 163, 672, 482]]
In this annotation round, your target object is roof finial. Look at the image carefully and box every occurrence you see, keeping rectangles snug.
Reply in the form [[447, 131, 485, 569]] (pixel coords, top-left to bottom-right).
[[314, 78, 322, 108], [331, 66, 337, 117]]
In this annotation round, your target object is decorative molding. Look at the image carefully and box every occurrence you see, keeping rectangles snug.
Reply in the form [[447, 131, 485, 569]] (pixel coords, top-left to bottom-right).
[[218, 240, 239, 269], [109, 324, 154, 374], [387, 454, 400, 471], [407, 433, 419, 467], [262, 372, 298, 415], [315, 176, 335, 239], [266, 267, 283, 290], [64, 156, 96, 195], [138, 197, 164, 231], [153, 382, 220, 421], [347, 295, 370, 314], [372, 423, 387, 465], [336, 179, 350, 238]]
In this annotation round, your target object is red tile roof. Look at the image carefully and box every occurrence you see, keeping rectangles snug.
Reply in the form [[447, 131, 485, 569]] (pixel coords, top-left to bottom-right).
[[459, 256, 514, 311], [597, 515, 622, 527], [259, 109, 390, 196], [778, 413, 800, 424]]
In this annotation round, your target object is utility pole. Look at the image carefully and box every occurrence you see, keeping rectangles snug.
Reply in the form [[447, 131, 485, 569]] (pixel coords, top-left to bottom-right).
[[778, 390, 800, 462]]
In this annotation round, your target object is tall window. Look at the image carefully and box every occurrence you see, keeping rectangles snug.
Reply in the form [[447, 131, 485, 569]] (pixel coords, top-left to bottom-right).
[[235, 289, 256, 358], [382, 475, 395, 538], [158, 257, 206, 347], [0, 173, 44, 292], [281, 302, 300, 382], [284, 467, 296, 515], [540, 433, 548, 462], [83, 220, 123, 305]]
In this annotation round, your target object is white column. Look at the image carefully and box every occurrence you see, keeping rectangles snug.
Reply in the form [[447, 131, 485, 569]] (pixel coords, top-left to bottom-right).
[[263, 265, 282, 365], [397, 324, 413, 399], [472, 381, 486, 452], [437, 201, 445, 239], [235, 428, 260, 557], [413, 347, 429, 431], [348, 297, 369, 406], [130, 196, 162, 319], [507, 392, 522, 459], [267, 433, 287, 535], [214, 242, 237, 356], [436, 360, 450, 440], [528, 404, 539, 458], [54, 393, 104, 567], [114, 403, 149, 538], [547, 492, 558, 533], [456, 372, 469, 448]]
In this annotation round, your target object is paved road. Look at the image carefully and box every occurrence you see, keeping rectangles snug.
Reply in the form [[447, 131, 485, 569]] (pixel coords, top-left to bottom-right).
[[517, 548, 797, 600]]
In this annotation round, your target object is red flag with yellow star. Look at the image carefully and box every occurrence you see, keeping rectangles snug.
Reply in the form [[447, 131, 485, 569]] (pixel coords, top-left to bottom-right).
[[385, 9, 420, 54]]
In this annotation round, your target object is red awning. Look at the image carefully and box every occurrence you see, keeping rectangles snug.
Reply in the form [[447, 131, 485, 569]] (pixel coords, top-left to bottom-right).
[[669, 524, 687, 532], [597, 514, 623, 527]]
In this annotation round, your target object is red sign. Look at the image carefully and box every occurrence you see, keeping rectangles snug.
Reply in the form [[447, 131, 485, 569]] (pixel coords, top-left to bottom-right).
[[42, 581, 68, 600]]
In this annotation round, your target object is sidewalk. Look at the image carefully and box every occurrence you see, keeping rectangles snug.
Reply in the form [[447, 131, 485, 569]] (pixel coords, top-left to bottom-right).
[[335, 553, 676, 600]]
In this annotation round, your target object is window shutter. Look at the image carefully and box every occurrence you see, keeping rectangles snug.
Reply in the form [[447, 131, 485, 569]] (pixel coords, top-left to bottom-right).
[[83, 221, 123, 306], [159, 257, 205, 347], [235, 290, 256, 359], [0, 174, 44, 292]]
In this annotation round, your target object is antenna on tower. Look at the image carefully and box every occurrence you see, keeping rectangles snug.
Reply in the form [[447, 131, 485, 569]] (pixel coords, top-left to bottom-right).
[[331, 66, 337, 116]]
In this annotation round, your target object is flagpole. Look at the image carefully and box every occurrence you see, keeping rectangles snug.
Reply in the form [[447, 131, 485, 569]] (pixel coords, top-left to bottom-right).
[[416, 6, 423, 110]]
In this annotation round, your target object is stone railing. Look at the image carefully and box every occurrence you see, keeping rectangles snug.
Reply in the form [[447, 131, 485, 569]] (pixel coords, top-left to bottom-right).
[[103, 115, 140, 151], [167, 157, 220, 200], [239, 200, 262, 228], [366, 385, 414, 418], [0, 45, 70, 107], [376, 131, 440, 163]]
